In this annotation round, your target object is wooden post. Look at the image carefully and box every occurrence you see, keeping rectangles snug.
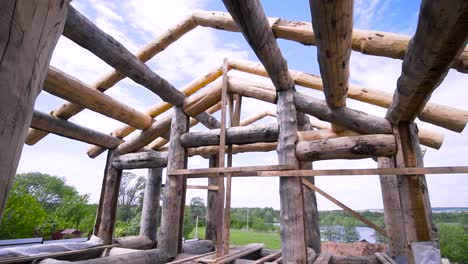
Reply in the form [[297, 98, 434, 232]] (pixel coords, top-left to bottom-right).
[[377, 157, 405, 257], [158, 107, 189, 258], [297, 114, 321, 254], [0, 0, 70, 219], [205, 155, 219, 243], [140, 168, 163, 243], [94, 149, 123, 244]]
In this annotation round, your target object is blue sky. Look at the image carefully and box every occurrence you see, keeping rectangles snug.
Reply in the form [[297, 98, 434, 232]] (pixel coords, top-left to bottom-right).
[[17, 0, 468, 210]]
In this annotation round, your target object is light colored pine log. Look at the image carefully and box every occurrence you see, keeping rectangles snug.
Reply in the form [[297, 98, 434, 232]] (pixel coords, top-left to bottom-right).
[[295, 134, 397, 161], [228, 58, 468, 132], [386, 1, 468, 124], [112, 236, 153, 250], [63, 6, 185, 106], [44, 66, 152, 130], [205, 155, 220, 243], [377, 157, 405, 257], [187, 142, 278, 157], [139, 168, 162, 243], [302, 179, 387, 237], [158, 107, 188, 258], [187, 185, 218, 191], [95, 150, 123, 244], [309, 0, 353, 108], [31, 110, 122, 148], [180, 123, 279, 148], [239, 110, 276, 126], [112, 151, 168, 170], [0, 0, 70, 219]]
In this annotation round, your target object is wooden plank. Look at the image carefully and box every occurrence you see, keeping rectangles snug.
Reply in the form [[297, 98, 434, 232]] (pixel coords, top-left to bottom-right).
[[43, 66, 152, 130], [302, 179, 387, 237], [140, 168, 163, 243], [0, 0, 69, 219], [31, 110, 122, 149], [95, 149, 123, 244], [386, 1, 468, 123], [313, 253, 332, 264], [187, 185, 219, 191], [295, 134, 397, 161], [170, 165, 295, 176], [158, 107, 188, 258], [374, 252, 397, 264], [63, 6, 185, 106], [253, 251, 282, 264], [201, 244, 264, 264], [309, 0, 353, 108], [228, 58, 468, 133]]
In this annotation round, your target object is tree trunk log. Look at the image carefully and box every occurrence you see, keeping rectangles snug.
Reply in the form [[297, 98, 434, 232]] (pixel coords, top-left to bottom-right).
[[43, 66, 152, 130], [139, 168, 163, 243], [0, 0, 69, 219], [39, 249, 171, 264], [182, 240, 215, 255], [309, 0, 353, 108], [63, 6, 185, 106], [205, 155, 219, 243], [296, 134, 396, 161], [180, 123, 278, 148], [113, 236, 154, 250], [187, 142, 278, 157], [95, 150, 123, 244], [158, 107, 188, 258], [386, 1, 468, 123], [31, 110, 122, 148], [112, 151, 168, 170]]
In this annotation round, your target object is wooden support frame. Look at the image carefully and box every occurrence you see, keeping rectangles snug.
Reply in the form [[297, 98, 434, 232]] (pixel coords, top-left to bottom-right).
[[205, 155, 220, 243], [140, 168, 163, 243]]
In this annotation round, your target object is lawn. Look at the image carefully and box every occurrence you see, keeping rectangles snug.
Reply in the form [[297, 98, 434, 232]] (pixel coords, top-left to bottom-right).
[[188, 227, 281, 250]]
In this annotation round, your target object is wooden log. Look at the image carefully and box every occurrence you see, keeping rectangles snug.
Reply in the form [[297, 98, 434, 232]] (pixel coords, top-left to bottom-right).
[[95, 150, 123, 244], [105, 247, 141, 257], [386, 1, 468, 124], [112, 151, 168, 170], [228, 58, 468, 133], [377, 157, 405, 257], [295, 134, 397, 161], [112, 236, 153, 250], [313, 253, 331, 264], [39, 249, 171, 264], [309, 0, 353, 108], [113, 81, 222, 156], [188, 142, 278, 157], [0, 0, 69, 219], [31, 110, 122, 148], [330, 255, 380, 264], [158, 107, 188, 258], [205, 155, 219, 243], [140, 168, 163, 243], [43, 66, 152, 130], [180, 123, 278, 148], [63, 6, 185, 106], [182, 240, 215, 255], [196, 111, 221, 129]]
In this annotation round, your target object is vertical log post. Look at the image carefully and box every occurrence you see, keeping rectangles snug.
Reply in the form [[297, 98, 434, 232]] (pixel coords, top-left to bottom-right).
[[0, 0, 70, 218], [158, 107, 189, 258], [140, 168, 163, 243], [205, 155, 219, 243], [94, 149, 123, 244], [377, 157, 405, 257], [297, 114, 321, 254]]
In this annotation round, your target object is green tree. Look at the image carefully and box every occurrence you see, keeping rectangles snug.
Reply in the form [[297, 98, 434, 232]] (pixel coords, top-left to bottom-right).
[[343, 224, 359, 242], [190, 197, 206, 226], [0, 183, 46, 238], [183, 207, 194, 238], [118, 172, 145, 222], [438, 223, 468, 262]]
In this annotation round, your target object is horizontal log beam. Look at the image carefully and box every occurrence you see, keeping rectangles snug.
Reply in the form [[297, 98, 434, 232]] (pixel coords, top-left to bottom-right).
[[112, 151, 168, 170], [295, 134, 397, 161], [63, 6, 185, 106], [31, 110, 122, 148], [386, 1, 468, 123], [195, 111, 221, 129], [180, 123, 279, 148], [228, 58, 468, 132], [187, 142, 278, 157], [44, 66, 152, 130]]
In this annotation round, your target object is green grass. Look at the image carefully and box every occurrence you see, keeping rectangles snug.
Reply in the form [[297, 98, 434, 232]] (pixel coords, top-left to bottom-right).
[[188, 227, 281, 249]]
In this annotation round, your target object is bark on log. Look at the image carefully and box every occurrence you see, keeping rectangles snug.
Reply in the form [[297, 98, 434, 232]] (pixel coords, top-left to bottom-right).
[[112, 82, 222, 156], [221, 1, 294, 92], [140, 168, 163, 243], [39, 249, 171, 264], [43, 66, 152, 130], [112, 151, 168, 170], [63, 6, 185, 106], [182, 240, 215, 255], [296, 134, 397, 161], [309, 0, 353, 108], [188, 142, 278, 157], [27, 17, 199, 145], [95, 150, 123, 244], [377, 157, 405, 257], [0, 0, 69, 219], [31, 110, 122, 148], [158, 107, 188, 258], [386, 1, 468, 124], [205, 155, 219, 243], [195, 111, 221, 129], [112, 236, 154, 250], [180, 123, 278, 148], [228, 58, 468, 133]]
